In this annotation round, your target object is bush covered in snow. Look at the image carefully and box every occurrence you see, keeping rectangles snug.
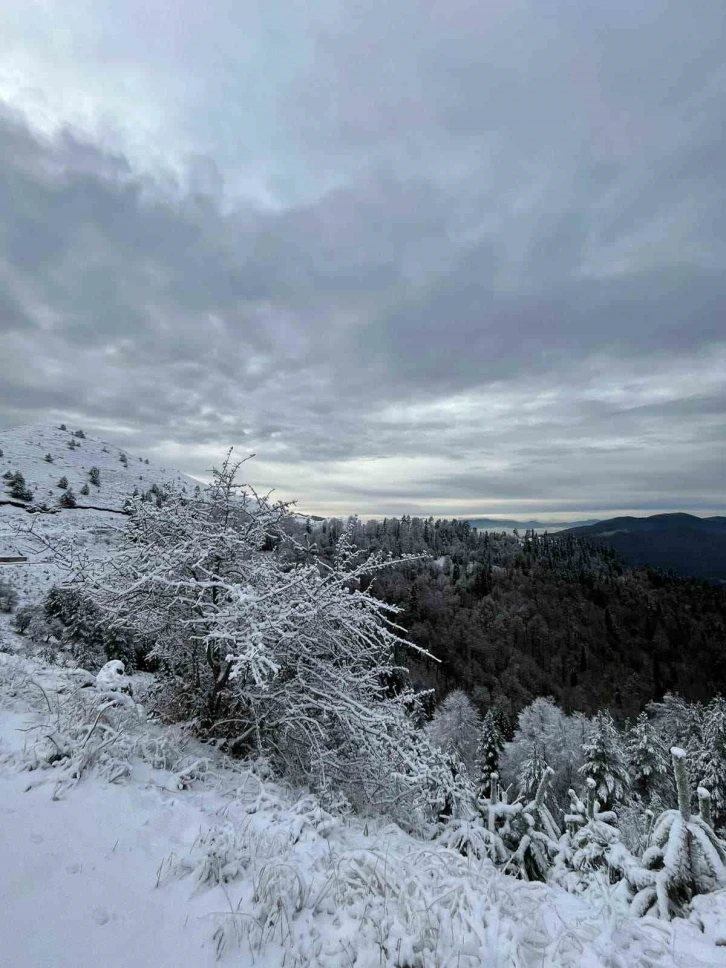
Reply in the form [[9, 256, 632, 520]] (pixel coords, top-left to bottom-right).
[[60, 453, 471, 819], [0, 579, 19, 613]]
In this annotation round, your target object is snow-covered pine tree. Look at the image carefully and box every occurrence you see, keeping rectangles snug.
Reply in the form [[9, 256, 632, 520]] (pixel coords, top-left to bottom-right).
[[518, 739, 548, 800], [427, 689, 480, 775], [647, 693, 704, 753], [695, 697, 726, 827], [58, 488, 77, 509], [579, 711, 630, 811], [626, 710, 670, 802], [474, 709, 504, 798]]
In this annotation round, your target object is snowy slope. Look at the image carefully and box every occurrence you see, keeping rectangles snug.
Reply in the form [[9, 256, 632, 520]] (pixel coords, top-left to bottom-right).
[[1, 651, 724, 968], [0, 423, 201, 512], [0, 425, 203, 625]]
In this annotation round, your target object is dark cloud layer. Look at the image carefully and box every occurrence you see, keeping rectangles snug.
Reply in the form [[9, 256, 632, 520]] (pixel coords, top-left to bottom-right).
[[0, 0, 725, 517]]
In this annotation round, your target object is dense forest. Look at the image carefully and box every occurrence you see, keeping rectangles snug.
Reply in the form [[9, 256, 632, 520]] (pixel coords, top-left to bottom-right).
[[304, 515, 726, 722]]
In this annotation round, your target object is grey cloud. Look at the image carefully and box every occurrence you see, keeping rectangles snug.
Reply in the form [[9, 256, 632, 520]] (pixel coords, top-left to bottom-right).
[[0, 0, 725, 517]]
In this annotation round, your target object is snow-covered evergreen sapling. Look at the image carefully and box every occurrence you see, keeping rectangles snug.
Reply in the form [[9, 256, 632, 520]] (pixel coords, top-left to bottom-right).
[[625, 747, 726, 919], [58, 488, 77, 509], [504, 766, 561, 882]]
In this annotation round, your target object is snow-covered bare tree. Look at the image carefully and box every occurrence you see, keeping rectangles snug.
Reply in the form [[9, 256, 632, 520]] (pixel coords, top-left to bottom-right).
[[499, 697, 588, 810], [427, 689, 480, 774], [70, 452, 448, 814]]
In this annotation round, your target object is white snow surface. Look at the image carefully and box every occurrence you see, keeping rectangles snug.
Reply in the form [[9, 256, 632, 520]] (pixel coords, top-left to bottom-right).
[[0, 423, 202, 616], [1, 423, 201, 513], [1, 651, 725, 968]]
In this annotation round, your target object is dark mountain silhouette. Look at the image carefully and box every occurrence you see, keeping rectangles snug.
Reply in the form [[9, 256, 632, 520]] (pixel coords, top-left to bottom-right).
[[466, 517, 600, 531], [561, 513, 726, 582]]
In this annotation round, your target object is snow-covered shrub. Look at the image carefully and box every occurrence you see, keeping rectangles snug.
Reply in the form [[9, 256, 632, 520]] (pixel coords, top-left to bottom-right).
[[69, 452, 453, 817], [96, 659, 132, 694], [41, 586, 146, 672], [12, 605, 36, 634], [0, 579, 19, 613]]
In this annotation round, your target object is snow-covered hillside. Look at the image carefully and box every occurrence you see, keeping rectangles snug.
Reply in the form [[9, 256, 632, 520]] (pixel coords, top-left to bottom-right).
[[0, 423, 201, 513], [0, 424, 203, 615], [1, 651, 724, 968]]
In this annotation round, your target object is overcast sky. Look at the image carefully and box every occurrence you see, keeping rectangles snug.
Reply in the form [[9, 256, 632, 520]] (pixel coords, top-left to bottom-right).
[[1, 0, 724, 519]]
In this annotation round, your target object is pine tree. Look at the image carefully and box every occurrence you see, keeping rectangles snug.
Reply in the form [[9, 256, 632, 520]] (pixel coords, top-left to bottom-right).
[[579, 711, 630, 811], [80, 483, 90, 496], [58, 476, 69, 489], [519, 739, 549, 800], [58, 488, 77, 508], [8, 472, 33, 502], [696, 698, 726, 826], [475, 709, 504, 798], [88, 466, 101, 487], [626, 711, 669, 802]]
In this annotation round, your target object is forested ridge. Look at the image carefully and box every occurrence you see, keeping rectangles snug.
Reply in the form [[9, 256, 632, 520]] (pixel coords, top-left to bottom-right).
[[306, 515, 726, 721]]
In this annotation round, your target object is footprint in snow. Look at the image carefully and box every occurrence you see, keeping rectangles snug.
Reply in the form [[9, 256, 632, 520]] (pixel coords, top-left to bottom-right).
[[92, 907, 110, 926]]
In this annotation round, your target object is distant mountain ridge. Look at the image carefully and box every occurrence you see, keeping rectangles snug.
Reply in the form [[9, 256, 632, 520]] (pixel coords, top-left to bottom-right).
[[561, 513, 726, 582], [466, 517, 600, 531]]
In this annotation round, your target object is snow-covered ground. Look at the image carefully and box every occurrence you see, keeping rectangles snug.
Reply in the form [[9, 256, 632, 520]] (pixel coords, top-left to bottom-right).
[[2, 424, 726, 967], [1, 422, 203, 624], [1, 423, 201, 513], [1, 648, 725, 968]]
